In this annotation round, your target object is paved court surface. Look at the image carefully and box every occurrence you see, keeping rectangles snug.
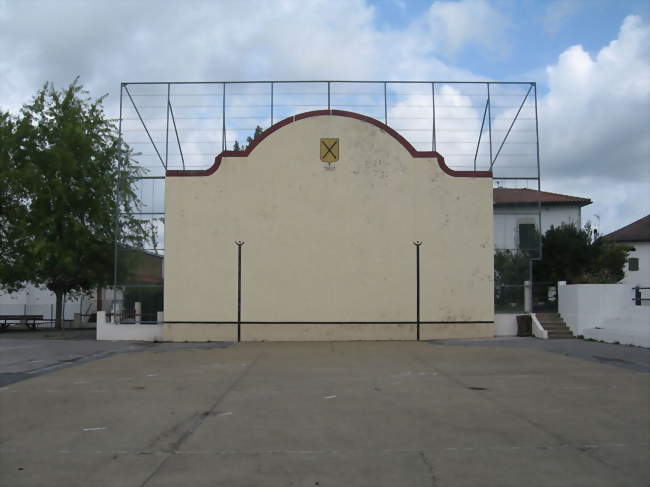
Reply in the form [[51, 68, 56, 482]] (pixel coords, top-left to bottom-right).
[[0, 336, 648, 486]]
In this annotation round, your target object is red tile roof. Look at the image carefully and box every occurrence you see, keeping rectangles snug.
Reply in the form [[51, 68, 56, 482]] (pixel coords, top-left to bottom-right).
[[493, 188, 592, 207], [605, 214, 650, 242]]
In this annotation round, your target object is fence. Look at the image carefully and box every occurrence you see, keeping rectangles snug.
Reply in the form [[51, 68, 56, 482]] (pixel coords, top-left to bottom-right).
[[494, 284, 525, 313], [633, 286, 650, 306], [115, 80, 542, 316]]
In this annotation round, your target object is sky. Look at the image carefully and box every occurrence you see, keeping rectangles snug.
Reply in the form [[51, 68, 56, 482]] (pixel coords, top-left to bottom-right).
[[1, 0, 648, 235]]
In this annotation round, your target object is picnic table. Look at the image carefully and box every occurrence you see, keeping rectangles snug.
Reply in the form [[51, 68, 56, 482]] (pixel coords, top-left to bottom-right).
[[0, 315, 44, 330]]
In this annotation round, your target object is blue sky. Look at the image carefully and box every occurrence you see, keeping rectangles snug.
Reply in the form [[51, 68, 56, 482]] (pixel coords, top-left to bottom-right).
[[0, 0, 648, 233], [371, 0, 649, 88]]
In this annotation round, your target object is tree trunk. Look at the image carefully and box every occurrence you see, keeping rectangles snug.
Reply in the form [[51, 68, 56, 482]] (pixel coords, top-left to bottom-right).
[[55, 291, 64, 330]]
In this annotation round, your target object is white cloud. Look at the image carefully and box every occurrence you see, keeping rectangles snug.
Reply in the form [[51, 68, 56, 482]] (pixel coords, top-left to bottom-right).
[[539, 15, 650, 232], [420, 0, 512, 58], [541, 0, 584, 36], [0, 0, 481, 117], [0, 2, 647, 234]]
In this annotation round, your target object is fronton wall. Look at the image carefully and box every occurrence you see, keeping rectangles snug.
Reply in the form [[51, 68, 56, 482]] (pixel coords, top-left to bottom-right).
[[164, 111, 494, 341]]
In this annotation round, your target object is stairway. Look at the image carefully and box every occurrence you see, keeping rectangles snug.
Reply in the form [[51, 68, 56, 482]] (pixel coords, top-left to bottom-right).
[[536, 313, 574, 339]]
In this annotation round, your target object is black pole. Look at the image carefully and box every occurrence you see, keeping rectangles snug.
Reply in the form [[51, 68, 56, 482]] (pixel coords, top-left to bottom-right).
[[236, 241, 244, 341], [414, 241, 422, 341]]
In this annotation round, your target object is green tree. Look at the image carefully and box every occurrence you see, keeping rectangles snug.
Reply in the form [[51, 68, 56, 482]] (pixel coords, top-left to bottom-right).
[[494, 250, 530, 311], [534, 223, 630, 284], [245, 125, 264, 148], [0, 80, 150, 328], [232, 125, 264, 151]]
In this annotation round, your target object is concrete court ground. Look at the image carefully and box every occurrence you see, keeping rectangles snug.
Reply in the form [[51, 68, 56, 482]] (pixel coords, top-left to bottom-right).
[[0, 335, 648, 487]]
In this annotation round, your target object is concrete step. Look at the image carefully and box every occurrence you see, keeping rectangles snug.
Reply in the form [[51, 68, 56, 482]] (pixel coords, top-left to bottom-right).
[[545, 327, 571, 333], [548, 331, 574, 337], [536, 313, 561, 319]]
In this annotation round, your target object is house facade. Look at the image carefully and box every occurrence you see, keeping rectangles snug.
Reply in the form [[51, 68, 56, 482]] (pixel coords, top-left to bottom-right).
[[605, 214, 650, 289], [493, 188, 592, 252]]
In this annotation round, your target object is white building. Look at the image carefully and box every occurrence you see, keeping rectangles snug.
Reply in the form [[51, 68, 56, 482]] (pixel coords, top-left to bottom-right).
[[605, 214, 650, 289], [0, 284, 90, 322], [493, 188, 592, 252]]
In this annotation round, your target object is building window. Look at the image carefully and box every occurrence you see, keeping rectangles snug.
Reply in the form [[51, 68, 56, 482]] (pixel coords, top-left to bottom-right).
[[628, 257, 639, 271], [518, 223, 537, 251]]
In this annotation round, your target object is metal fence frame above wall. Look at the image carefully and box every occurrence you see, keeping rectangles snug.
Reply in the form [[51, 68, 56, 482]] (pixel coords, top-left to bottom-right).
[[114, 80, 543, 314]]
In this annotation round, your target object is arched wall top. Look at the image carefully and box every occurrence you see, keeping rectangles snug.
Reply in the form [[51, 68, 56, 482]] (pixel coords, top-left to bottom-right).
[[166, 109, 492, 178]]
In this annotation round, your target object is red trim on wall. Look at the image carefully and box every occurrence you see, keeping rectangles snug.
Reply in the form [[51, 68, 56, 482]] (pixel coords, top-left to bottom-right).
[[165, 110, 492, 178]]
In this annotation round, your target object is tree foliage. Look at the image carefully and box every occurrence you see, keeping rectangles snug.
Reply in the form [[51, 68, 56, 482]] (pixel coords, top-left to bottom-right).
[[233, 125, 264, 151], [0, 79, 150, 328], [534, 223, 630, 284], [494, 250, 530, 287], [494, 249, 530, 311]]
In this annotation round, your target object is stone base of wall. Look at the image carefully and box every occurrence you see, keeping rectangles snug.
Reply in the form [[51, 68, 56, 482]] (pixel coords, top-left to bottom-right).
[[96, 316, 496, 342], [242, 323, 416, 341], [163, 323, 237, 342], [420, 323, 495, 340]]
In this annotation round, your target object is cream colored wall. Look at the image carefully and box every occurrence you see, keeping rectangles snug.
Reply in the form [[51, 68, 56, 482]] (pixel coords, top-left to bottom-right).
[[420, 323, 495, 340], [242, 323, 415, 341], [163, 323, 237, 342], [165, 114, 493, 337]]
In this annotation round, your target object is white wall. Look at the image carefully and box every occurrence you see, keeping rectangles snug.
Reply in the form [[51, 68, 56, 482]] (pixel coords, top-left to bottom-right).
[[558, 283, 629, 334], [0, 285, 121, 322], [558, 282, 649, 347], [494, 313, 517, 336], [493, 206, 581, 251], [96, 311, 164, 341], [0, 284, 85, 320], [620, 241, 650, 288]]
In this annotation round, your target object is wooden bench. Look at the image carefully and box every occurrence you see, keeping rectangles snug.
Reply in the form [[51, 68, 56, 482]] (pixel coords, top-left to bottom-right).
[[0, 315, 44, 330]]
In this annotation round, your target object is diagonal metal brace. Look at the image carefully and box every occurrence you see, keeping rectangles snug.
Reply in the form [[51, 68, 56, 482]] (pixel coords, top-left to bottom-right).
[[124, 85, 166, 170]]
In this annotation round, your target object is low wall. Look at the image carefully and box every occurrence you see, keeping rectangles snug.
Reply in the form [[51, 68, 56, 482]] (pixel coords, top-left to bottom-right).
[[494, 314, 517, 336], [558, 283, 629, 335], [96, 311, 163, 341], [97, 317, 497, 342], [531, 314, 548, 339], [163, 323, 237, 342], [583, 326, 650, 348], [559, 283, 649, 347]]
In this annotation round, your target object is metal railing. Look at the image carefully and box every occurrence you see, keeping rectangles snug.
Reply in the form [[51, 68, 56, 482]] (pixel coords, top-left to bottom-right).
[[633, 286, 650, 305]]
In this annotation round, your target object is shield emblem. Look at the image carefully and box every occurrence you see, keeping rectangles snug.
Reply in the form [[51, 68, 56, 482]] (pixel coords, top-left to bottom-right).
[[320, 138, 339, 163]]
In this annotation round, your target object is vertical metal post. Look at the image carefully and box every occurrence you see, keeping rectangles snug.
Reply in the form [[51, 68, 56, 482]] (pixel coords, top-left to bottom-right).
[[431, 82, 436, 152], [165, 83, 170, 167], [533, 83, 542, 260], [383, 82, 388, 125], [112, 83, 124, 318], [222, 82, 226, 151], [327, 81, 331, 111], [414, 241, 422, 341], [236, 241, 244, 341], [474, 99, 489, 171], [487, 83, 493, 167], [270, 82, 274, 125]]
